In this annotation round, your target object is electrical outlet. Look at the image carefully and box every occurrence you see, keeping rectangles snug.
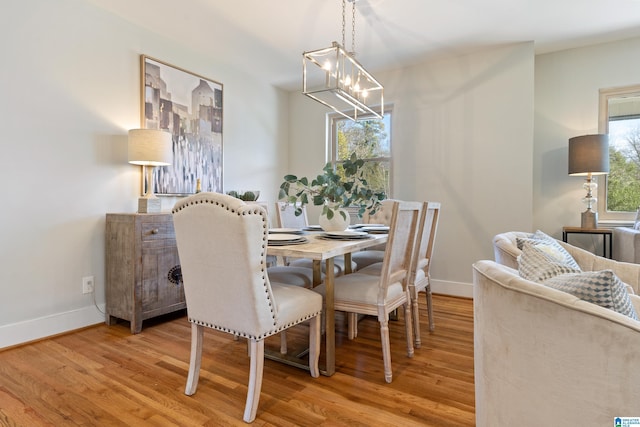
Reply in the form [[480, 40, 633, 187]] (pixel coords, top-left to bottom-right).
[[82, 276, 94, 294]]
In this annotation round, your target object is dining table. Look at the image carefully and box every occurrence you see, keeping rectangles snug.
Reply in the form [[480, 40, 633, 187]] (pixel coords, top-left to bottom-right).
[[266, 229, 388, 376]]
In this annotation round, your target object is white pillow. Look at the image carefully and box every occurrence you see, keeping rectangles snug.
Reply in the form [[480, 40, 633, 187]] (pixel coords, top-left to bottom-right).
[[518, 241, 581, 283], [516, 230, 581, 270]]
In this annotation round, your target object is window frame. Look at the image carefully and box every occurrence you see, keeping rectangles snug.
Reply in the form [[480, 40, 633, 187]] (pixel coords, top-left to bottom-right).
[[327, 105, 394, 198], [597, 84, 640, 223]]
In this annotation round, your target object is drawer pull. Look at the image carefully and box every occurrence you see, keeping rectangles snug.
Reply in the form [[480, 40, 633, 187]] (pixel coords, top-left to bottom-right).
[[168, 265, 182, 285], [151, 228, 159, 234]]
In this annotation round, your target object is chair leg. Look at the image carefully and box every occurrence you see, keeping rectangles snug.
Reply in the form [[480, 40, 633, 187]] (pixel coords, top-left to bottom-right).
[[379, 318, 393, 383], [404, 302, 414, 358], [185, 323, 204, 396], [244, 339, 265, 423], [280, 331, 288, 354], [412, 294, 422, 348], [426, 282, 435, 332], [308, 315, 321, 378], [347, 312, 358, 339]]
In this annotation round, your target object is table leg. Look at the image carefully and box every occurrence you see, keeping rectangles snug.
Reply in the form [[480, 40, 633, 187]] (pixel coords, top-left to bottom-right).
[[344, 253, 353, 274], [323, 258, 335, 376], [312, 260, 322, 287]]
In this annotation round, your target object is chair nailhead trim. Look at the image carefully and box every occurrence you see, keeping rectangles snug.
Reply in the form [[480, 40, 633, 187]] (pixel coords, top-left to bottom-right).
[[189, 310, 321, 340]]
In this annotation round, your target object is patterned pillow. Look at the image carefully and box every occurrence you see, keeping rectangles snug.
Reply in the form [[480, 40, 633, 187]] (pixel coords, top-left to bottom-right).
[[543, 270, 639, 320], [518, 241, 581, 283], [516, 230, 581, 270]]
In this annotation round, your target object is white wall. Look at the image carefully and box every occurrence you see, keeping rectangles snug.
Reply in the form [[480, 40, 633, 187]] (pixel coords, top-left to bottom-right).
[[0, 0, 288, 348], [534, 37, 640, 254], [290, 43, 535, 297]]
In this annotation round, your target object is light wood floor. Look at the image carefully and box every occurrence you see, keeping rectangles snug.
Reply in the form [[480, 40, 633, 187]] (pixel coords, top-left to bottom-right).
[[0, 294, 474, 426]]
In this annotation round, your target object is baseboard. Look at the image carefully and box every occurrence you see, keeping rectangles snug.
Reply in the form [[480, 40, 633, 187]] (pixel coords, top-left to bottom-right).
[[431, 278, 473, 299], [0, 304, 106, 350]]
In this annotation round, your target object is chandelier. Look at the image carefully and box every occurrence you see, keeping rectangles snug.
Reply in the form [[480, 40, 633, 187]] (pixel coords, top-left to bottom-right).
[[302, 0, 384, 121]]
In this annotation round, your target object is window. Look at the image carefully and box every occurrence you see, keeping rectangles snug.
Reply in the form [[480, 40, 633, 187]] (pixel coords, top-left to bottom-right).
[[328, 108, 392, 198], [598, 85, 640, 222]]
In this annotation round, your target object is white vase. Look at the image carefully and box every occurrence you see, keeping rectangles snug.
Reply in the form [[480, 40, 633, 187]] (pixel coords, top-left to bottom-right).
[[319, 206, 350, 231]]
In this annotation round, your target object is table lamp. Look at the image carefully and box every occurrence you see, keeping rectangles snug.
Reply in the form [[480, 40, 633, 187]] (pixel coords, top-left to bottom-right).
[[568, 134, 609, 229], [128, 129, 173, 213]]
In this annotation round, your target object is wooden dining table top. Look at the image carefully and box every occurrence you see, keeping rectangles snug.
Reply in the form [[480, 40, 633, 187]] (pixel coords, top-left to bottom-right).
[[266, 232, 388, 259]]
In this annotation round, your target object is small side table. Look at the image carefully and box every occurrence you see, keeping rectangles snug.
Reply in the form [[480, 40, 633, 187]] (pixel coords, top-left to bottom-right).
[[562, 226, 613, 259]]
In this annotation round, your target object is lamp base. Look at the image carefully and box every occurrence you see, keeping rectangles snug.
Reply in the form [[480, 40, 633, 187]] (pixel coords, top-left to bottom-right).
[[138, 197, 162, 213], [581, 209, 598, 229]]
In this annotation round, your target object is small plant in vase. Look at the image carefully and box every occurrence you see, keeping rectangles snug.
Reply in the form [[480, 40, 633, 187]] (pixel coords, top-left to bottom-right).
[[226, 190, 260, 201], [279, 153, 386, 230]]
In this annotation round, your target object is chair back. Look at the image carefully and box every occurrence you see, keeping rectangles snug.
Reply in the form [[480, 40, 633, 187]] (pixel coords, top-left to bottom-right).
[[275, 201, 308, 229], [172, 192, 278, 339], [377, 201, 421, 300], [410, 202, 441, 287], [363, 199, 396, 225]]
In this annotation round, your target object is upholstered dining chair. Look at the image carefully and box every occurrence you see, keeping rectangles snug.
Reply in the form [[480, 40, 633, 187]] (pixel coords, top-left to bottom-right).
[[172, 192, 322, 423], [408, 202, 440, 342], [359, 202, 441, 347], [351, 199, 395, 270], [266, 201, 322, 288], [275, 201, 357, 276], [312, 200, 420, 383]]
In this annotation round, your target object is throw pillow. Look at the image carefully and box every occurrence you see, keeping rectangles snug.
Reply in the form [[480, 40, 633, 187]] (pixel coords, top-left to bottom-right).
[[518, 241, 581, 283], [543, 270, 639, 320], [516, 230, 581, 270]]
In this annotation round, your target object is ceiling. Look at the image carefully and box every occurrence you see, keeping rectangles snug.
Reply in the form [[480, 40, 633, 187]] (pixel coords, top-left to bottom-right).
[[90, 0, 640, 90]]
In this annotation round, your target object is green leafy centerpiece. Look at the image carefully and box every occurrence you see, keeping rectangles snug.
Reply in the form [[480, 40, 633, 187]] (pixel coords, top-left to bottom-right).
[[279, 153, 386, 230]]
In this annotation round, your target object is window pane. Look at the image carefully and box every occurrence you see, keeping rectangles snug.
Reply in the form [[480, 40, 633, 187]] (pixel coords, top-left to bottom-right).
[[336, 114, 391, 161], [607, 117, 640, 212], [332, 111, 392, 198]]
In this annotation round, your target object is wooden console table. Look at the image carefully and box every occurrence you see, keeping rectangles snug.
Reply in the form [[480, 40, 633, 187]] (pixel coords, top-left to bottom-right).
[[562, 226, 613, 259]]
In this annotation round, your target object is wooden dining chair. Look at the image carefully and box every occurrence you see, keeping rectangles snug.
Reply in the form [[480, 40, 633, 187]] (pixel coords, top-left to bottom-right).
[[358, 202, 441, 346], [312, 200, 421, 383], [172, 192, 322, 423], [351, 199, 395, 270], [408, 201, 440, 342]]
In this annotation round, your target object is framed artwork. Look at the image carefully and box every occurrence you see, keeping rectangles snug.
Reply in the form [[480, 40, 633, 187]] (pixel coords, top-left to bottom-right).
[[141, 55, 223, 195]]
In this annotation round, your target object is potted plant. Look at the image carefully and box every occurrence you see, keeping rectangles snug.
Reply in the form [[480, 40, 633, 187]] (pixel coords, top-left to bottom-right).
[[226, 190, 260, 201], [279, 153, 386, 230]]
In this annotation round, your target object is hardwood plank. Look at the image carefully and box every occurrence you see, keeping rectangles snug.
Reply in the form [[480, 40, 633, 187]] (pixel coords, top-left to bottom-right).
[[0, 294, 474, 426]]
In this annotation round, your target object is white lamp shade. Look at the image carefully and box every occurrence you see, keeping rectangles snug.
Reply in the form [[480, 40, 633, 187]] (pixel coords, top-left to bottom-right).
[[128, 129, 173, 166], [568, 134, 609, 176]]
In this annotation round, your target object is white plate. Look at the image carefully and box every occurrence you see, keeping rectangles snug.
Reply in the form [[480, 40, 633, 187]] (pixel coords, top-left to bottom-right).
[[325, 231, 369, 237], [305, 225, 323, 231], [268, 233, 306, 241], [352, 223, 385, 228], [361, 226, 390, 234], [269, 228, 302, 234]]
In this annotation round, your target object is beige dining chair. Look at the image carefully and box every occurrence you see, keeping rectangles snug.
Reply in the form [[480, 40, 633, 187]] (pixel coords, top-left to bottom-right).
[[275, 201, 357, 276], [358, 202, 441, 345], [409, 201, 440, 341], [267, 201, 322, 288], [351, 199, 395, 270], [172, 192, 322, 423], [312, 200, 420, 383]]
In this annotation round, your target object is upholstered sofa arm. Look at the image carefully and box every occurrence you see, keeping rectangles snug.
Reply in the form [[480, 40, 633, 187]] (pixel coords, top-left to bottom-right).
[[492, 231, 531, 270], [613, 227, 640, 264]]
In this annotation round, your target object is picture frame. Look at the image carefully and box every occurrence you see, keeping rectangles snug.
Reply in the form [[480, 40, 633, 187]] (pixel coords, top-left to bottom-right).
[[141, 55, 223, 195]]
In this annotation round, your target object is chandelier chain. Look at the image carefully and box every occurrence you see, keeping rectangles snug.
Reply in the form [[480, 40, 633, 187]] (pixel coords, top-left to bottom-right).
[[341, 0, 346, 48], [351, 0, 356, 56]]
